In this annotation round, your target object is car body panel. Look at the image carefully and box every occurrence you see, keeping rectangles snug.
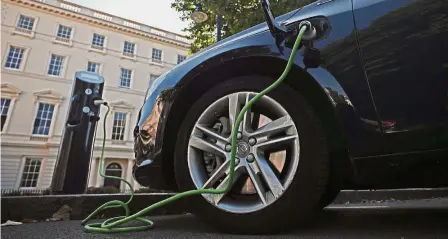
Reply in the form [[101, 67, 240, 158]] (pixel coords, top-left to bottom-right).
[[133, 0, 448, 188], [134, 0, 377, 188], [353, 0, 448, 154]]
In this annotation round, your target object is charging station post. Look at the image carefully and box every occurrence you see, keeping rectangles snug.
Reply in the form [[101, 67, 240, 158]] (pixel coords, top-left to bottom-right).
[[51, 71, 105, 194]]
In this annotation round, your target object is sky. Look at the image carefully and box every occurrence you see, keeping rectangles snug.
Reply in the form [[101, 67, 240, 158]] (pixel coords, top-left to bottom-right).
[[67, 0, 190, 36]]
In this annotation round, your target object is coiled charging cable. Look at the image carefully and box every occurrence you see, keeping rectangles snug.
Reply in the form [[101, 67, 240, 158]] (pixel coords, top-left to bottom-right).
[[83, 23, 311, 233]]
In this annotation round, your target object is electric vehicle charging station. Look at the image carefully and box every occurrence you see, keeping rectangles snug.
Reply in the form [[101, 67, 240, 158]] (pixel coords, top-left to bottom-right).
[[51, 71, 105, 195], [37, 0, 319, 233]]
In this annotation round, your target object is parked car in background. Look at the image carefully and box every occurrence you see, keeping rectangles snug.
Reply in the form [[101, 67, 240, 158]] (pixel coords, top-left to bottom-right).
[[133, 0, 447, 233]]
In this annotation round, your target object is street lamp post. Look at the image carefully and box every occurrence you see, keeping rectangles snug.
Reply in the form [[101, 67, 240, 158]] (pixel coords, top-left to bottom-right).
[[192, 2, 224, 42], [191, 4, 208, 23], [216, 13, 222, 41]]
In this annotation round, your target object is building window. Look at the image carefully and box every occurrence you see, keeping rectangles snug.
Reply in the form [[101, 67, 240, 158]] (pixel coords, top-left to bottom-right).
[[15, 15, 35, 34], [123, 41, 135, 57], [149, 74, 160, 86], [119, 68, 132, 88], [56, 24, 72, 42], [1, 98, 11, 132], [177, 55, 186, 64], [152, 48, 162, 63], [91, 33, 105, 51], [32, 103, 55, 135], [4, 46, 25, 70], [47, 54, 65, 76], [112, 112, 126, 140], [20, 158, 42, 188], [104, 163, 122, 189], [87, 61, 100, 73]]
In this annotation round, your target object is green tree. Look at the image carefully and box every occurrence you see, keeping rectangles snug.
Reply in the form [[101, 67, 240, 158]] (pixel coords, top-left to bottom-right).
[[171, 0, 315, 54]]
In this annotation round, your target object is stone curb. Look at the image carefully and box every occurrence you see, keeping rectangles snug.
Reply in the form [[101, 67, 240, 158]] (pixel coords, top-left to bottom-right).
[[1, 193, 185, 222], [333, 188, 448, 204], [2, 189, 448, 222]]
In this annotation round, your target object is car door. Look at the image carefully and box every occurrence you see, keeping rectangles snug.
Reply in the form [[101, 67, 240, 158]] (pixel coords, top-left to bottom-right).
[[353, 0, 448, 154]]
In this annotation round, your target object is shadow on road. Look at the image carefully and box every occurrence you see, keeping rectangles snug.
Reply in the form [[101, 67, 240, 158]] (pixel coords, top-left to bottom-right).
[[305, 209, 448, 237], [156, 209, 448, 234], [2, 207, 448, 238], [137, 207, 448, 238]]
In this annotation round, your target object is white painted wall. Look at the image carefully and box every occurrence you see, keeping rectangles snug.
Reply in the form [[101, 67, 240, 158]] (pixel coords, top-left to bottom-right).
[[1, 1, 189, 190]]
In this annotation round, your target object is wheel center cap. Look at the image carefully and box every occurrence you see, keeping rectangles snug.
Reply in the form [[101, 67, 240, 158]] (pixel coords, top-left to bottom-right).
[[236, 141, 250, 157]]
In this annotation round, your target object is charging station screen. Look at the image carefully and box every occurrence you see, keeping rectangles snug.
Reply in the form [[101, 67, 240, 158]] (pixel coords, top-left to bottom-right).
[[76, 71, 104, 84]]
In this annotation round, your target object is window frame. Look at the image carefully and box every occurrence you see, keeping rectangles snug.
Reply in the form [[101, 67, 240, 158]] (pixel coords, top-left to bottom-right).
[[31, 102, 56, 136], [0, 83, 21, 134], [2, 43, 30, 72], [54, 23, 74, 46], [111, 112, 127, 141], [29, 91, 63, 138], [151, 48, 163, 65], [1, 98, 12, 133], [109, 101, 134, 142], [149, 73, 161, 87], [86, 60, 102, 75], [177, 54, 187, 64], [90, 32, 107, 53], [122, 41, 137, 60], [118, 67, 133, 89], [46, 52, 68, 77], [16, 157, 44, 189], [13, 14, 38, 38]]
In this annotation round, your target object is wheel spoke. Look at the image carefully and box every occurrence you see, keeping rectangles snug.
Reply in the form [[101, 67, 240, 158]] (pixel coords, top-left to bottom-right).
[[250, 115, 295, 138], [189, 135, 228, 157], [202, 160, 230, 189], [228, 92, 254, 134], [256, 135, 297, 151], [204, 166, 243, 205], [245, 163, 267, 205], [228, 93, 243, 132], [195, 124, 229, 144], [242, 93, 254, 133], [255, 154, 284, 199]]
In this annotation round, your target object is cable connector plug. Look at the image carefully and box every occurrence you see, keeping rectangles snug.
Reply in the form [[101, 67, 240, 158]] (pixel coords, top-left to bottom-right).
[[93, 99, 106, 106], [299, 20, 317, 41]]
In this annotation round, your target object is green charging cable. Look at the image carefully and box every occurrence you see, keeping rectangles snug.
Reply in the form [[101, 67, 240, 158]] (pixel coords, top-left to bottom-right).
[[82, 25, 309, 233]]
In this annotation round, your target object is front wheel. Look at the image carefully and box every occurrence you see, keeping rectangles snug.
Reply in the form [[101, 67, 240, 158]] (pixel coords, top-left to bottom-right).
[[174, 76, 330, 234]]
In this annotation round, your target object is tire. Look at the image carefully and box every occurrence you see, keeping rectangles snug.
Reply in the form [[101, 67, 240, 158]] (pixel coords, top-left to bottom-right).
[[174, 76, 329, 234], [317, 187, 340, 208]]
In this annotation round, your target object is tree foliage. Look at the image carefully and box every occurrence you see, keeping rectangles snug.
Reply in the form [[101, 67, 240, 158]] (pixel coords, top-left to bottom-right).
[[171, 0, 315, 53]]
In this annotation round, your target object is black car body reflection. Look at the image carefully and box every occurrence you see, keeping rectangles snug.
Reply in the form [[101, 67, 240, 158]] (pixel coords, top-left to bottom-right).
[[133, 0, 447, 190]]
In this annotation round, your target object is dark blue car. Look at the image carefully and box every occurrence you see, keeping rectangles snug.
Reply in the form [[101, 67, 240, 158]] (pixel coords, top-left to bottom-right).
[[133, 0, 447, 233]]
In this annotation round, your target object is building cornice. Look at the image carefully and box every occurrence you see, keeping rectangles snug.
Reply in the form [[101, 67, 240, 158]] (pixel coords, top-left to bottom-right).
[[110, 100, 134, 111], [33, 89, 64, 103], [7, 0, 191, 49], [1, 138, 135, 152], [1, 83, 22, 98], [1, 70, 146, 96]]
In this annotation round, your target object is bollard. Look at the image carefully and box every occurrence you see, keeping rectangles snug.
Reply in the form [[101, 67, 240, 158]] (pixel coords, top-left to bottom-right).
[[51, 71, 104, 194]]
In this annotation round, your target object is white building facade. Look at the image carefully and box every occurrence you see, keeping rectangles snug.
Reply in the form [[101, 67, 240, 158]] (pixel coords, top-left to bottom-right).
[[0, 0, 190, 191]]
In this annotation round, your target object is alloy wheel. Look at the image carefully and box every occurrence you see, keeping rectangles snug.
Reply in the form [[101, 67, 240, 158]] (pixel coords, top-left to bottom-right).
[[187, 91, 300, 214]]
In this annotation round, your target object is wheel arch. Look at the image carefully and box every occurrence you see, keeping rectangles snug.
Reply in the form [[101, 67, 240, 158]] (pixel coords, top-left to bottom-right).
[[161, 56, 353, 191]]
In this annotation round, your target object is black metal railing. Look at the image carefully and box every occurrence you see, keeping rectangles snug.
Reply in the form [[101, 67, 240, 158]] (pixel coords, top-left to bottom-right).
[[1, 188, 51, 196], [1, 187, 170, 196]]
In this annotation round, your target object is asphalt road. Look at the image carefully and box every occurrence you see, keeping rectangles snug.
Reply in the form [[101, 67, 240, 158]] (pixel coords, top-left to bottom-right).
[[2, 198, 448, 239]]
